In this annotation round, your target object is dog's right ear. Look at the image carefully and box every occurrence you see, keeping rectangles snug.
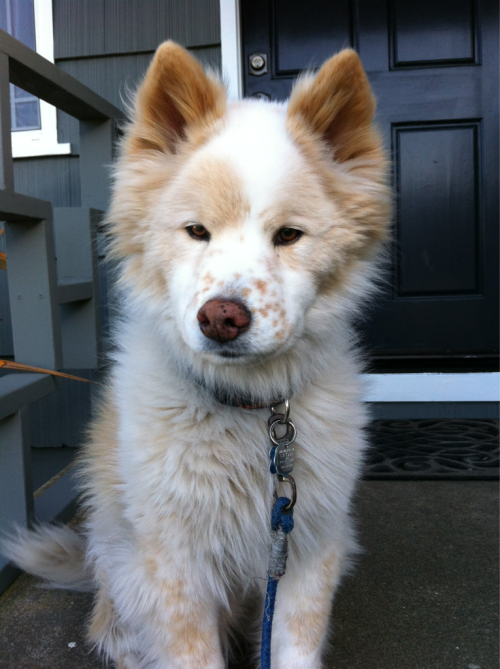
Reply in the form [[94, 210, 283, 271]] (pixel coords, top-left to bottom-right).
[[129, 41, 226, 154], [287, 49, 379, 164]]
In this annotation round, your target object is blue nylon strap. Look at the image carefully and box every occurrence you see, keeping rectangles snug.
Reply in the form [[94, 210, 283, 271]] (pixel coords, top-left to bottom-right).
[[271, 497, 294, 533], [260, 497, 294, 669], [261, 578, 278, 667]]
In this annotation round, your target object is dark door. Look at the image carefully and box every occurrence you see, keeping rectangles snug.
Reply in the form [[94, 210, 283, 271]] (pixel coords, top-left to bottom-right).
[[241, 0, 499, 368]]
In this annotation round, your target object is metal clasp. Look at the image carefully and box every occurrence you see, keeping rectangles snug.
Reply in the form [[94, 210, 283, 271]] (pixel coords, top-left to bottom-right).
[[278, 475, 297, 510], [271, 399, 290, 424]]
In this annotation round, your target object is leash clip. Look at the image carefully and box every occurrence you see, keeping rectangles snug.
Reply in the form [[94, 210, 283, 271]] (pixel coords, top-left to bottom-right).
[[277, 475, 296, 510], [270, 398, 290, 423]]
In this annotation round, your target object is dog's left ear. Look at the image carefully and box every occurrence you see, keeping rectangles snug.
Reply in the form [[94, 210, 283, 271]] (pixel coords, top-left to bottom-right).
[[287, 49, 379, 164], [130, 41, 226, 153]]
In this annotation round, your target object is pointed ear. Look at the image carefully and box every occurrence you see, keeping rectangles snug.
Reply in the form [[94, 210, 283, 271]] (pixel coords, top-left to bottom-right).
[[287, 49, 378, 163], [130, 41, 226, 153]]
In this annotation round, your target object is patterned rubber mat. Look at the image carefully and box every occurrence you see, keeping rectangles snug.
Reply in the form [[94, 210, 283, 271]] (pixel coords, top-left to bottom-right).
[[364, 419, 499, 479]]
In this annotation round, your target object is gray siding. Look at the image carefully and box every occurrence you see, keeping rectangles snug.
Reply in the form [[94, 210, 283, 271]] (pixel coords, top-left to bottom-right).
[[29, 372, 94, 448], [53, 0, 221, 58], [58, 46, 222, 112], [13, 157, 81, 207]]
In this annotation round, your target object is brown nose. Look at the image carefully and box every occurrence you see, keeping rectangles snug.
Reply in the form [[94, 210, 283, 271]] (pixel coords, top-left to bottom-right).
[[197, 299, 250, 343]]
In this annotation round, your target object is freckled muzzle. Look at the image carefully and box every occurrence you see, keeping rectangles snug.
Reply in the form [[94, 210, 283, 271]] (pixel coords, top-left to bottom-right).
[[197, 299, 251, 343]]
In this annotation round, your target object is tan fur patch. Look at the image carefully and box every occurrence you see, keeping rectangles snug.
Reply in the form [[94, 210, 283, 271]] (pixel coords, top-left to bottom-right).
[[177, 155, 251, 234], [169, 619, 218, 665], [80, 394, 122, 502], [287, 609, 329, 652], [145, 555, 158, 577], [253, 278, 268, 294], [89, 589, 116, 642], [159, 578, 185, 605], [286, 551, 341, 653], [88, 587, 129, 659]]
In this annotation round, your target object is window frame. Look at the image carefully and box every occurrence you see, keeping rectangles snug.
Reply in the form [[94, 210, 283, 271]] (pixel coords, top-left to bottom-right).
[[10, 0, 71, 158]]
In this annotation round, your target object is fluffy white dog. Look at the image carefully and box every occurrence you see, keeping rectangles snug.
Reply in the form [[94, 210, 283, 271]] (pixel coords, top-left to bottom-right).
[[3, 42, 390, 668]]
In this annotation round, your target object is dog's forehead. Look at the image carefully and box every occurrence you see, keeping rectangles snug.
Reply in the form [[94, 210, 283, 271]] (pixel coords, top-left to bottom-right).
[[194, 102, 304, 213]]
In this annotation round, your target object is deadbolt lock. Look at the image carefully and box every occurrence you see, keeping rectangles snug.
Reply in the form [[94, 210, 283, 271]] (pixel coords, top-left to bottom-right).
[[248, 52, 268, 76]]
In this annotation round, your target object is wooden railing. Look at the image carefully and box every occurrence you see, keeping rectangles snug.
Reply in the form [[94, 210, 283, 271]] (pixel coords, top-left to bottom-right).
[[0, 29, 125, 593]]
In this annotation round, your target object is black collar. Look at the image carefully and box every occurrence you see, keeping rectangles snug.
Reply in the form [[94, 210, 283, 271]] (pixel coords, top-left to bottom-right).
[[185, 367, 288, 410], [211, 386, 286, 410]]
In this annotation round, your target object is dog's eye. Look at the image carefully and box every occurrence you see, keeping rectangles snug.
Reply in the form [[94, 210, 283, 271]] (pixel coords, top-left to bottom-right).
[[186, 224, 210, 241], [274, 228, 302, 246]]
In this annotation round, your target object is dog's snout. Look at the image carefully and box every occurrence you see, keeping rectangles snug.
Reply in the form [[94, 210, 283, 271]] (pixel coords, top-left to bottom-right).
[[197, 299, 250, 343]]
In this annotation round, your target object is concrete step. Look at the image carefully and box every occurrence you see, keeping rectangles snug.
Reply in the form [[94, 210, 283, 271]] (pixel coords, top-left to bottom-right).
[[0, 481, 497, 668]]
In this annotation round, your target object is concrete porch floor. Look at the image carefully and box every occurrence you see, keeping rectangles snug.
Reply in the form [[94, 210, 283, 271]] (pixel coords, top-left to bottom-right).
[[0, 481, 498, 669]]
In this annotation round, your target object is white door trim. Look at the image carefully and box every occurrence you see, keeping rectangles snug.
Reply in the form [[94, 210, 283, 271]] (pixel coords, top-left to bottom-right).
[[220, 0, 243, 100], [362, 373, 499, 403]]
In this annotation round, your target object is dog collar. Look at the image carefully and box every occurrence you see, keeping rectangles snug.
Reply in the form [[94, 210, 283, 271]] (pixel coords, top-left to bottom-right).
[[187, 372, 288, 410], [212, 388, 286, 410]]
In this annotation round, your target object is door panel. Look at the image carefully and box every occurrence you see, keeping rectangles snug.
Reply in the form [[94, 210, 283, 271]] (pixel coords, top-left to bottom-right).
[[241, 0, 499, 361], [391, 0, 478, 66], [274, 0, 352, 74], [395, 123, 480, 296]]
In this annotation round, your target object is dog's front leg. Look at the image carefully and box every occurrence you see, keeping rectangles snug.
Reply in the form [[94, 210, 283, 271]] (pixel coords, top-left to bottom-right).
[[270, 546, 345, 669], [146, 574, 226, 669]]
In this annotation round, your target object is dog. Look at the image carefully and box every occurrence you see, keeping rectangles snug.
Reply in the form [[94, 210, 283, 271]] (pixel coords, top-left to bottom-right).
[[2, 42, 390, 668]]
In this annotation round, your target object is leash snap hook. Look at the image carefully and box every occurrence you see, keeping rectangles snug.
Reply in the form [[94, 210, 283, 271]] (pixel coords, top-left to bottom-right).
[[278, 475, 297, 510], [271, 399, 290, 424]]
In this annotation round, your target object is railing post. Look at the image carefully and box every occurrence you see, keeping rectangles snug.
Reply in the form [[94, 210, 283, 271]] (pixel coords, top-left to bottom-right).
[[79, 119, 114, 211], [0, 406, 34, 593], [0, 51, 14, 191], [0, 408, 33, 529], [5, 211, 63, 370], [54, 207, 102, 368]]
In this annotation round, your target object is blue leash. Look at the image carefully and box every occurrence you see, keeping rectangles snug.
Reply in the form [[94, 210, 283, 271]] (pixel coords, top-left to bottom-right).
[[260, 401, 298, 669], [260, 498, 295, 669]]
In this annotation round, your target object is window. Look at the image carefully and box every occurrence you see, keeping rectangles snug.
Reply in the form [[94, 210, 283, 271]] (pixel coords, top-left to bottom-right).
[[0, 0, 71, 157]]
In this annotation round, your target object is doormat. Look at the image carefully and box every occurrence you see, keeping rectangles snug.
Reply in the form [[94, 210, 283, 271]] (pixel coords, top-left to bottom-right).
[[364, 419, 499, 480]]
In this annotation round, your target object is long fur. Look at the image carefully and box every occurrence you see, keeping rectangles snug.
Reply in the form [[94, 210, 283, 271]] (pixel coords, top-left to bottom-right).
[[2, 43, 390, 669], [1, 524, 92, 591]]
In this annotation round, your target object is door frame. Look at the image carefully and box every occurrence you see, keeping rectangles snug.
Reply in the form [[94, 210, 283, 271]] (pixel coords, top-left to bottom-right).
[[217, 0, 498, 410], [220, 0, 244, 100]]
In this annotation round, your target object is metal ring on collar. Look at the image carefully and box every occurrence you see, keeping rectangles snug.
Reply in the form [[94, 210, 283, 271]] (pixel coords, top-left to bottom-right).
[[269, 419, 297, 447], [271, 399, 290, 424]]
